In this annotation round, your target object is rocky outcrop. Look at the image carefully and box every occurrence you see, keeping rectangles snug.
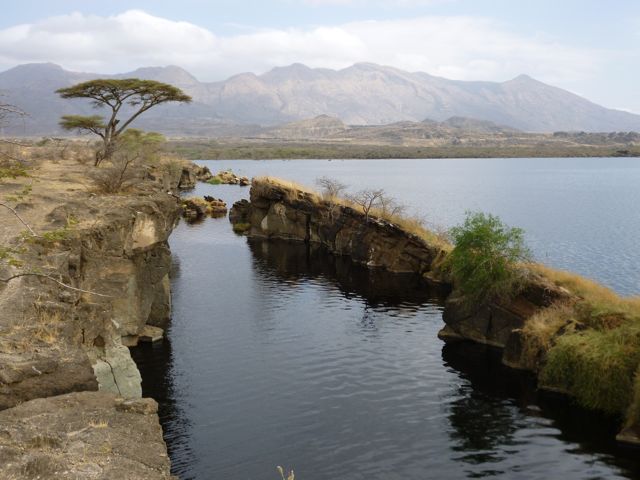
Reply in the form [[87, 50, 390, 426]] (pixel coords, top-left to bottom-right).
[[0, 391, 173, 479], [210, 170, 250, 186], [181, 196, 227, 220], [0, 156, 188, 477], [232, 177, 640, 445], [178, 164, 214, 189], [233, 179, 574, 355], [232, 179, 448, 278], [441, 279, 572, 350], [0, 190, 180, 406]]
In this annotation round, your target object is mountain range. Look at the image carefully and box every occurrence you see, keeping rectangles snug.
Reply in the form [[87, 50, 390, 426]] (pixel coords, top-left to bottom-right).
[[1, 62, 640, 136]]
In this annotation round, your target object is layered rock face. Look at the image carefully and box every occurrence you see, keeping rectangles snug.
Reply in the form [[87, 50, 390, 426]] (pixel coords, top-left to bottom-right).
[[440, 278, 572, 352], [0, 191, 179, 404], [0, 156, 187, 477], [231, 180, 448, 277]]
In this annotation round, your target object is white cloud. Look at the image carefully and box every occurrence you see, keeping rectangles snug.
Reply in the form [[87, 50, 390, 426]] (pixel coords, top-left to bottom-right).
[[0, 9, 604, 87], [302, 0, 453, 5]]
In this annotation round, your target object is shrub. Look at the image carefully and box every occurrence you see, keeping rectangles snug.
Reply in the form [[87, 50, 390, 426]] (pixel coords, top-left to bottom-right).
[[346, 188, 385, 220], [316, 176, 348, 200], [541, 324, 640, 415], [447, 211, 532, 305]]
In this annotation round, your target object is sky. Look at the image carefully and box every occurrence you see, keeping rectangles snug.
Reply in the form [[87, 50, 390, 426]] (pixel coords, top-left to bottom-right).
[[1, 0, 639, 111]]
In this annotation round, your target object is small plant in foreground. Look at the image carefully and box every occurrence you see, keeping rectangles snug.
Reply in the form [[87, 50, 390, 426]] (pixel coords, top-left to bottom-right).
[[277, 466, 295, 480], [447, 211, 532, 305]]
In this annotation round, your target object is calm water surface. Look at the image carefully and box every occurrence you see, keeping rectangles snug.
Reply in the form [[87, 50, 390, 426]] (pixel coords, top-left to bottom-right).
[[133, 158, 640, 479]]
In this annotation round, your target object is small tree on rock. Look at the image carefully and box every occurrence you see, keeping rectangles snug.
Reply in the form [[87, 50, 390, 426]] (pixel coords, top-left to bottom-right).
[[57, 79, 191, 166], [347, 188, 385, 221]]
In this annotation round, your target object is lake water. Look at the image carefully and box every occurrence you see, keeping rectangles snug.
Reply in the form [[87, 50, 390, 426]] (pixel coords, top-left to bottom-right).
[[132, 158, 640, 479]]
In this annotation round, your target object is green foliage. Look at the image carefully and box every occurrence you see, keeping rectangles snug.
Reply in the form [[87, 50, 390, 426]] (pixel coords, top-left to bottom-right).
[[232, 222, 251, 234], [56, 78, 192, 106], [57, 78, 191, 165], [36, 216, 79, 244], [0, 245, 24, 268], [59, 115, 106, 134], [118, 129, 166, 164], [541, 325, 640, 416], [447, 211, 532, 304], [40, 228, 72, 243], [0, 163, 30, 181], [207, 177, 222, 185]]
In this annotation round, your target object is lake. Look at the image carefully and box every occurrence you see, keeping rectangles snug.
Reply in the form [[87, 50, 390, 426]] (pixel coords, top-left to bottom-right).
[[132, 157, 640, 479]]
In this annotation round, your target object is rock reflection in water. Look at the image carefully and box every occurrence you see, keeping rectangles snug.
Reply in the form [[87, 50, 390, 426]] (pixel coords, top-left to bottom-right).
[[247, 238, 448, 308], [442, 342, 640, 478]]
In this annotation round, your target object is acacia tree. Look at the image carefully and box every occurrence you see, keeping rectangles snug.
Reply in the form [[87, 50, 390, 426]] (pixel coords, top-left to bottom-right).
[[57, 79, 191, 166]]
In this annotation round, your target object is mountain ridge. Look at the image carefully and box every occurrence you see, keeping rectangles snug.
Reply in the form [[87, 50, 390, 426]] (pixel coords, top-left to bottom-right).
[[1, 62, 640, 135]]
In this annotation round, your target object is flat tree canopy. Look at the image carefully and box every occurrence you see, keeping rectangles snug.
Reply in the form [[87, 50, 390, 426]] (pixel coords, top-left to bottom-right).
[[57, 78, 191, 165]]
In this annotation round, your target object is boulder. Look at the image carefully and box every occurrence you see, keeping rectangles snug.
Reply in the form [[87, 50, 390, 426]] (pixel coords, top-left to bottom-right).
[[0, 391, 173, 479]]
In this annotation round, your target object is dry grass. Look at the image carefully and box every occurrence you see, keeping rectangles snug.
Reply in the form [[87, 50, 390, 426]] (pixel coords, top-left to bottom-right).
[[518, 303, 576, 370], [89, 419, 109, 429], [540, 321, 640, 415], [526, 265, 640, 419], [531, 264, 640, 310], [0, 307, 66, 352]]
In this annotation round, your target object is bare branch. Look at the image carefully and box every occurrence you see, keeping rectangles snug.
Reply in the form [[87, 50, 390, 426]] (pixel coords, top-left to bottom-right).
[[0, 272, 112, 297], [347, 188, 385, 220], [0, 202, 38, 236]]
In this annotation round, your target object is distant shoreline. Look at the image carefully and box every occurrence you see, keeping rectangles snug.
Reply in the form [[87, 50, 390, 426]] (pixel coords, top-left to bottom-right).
[[167, 139, 640, 160]]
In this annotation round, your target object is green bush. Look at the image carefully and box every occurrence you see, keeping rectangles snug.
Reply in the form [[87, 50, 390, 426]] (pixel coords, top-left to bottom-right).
[[447, 211, 532, 305]]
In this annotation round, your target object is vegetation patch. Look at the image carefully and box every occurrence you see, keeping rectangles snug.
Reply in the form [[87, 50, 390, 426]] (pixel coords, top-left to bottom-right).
[[541, 324, 640, 415], [232, 222, 251, 234], [0, 163, 30, 181], [446, 211, 532, 305]]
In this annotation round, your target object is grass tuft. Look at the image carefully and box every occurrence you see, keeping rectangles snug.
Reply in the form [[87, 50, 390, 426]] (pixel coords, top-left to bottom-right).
[[541, 323, 640, 415]]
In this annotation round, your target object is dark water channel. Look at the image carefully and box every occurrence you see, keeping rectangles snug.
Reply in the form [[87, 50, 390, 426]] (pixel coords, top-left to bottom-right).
[[133, 158, 640, 479]]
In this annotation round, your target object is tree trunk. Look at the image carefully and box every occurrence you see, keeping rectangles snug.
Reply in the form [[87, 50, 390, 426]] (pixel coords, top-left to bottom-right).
[[94, 137, 116, 167]]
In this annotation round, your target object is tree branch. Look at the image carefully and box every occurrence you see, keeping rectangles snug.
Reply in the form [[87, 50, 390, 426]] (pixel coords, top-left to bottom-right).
[[0, 202, 38, 236], [0, 272, 112, 297]]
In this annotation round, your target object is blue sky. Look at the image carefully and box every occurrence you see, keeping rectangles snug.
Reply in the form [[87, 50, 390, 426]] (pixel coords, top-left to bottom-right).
[[1, 0, 639, 111]]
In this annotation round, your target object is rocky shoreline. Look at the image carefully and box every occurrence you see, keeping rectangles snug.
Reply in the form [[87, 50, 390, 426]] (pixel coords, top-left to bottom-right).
[[230, 176, 640, 447], [0, 156, 206, 478]]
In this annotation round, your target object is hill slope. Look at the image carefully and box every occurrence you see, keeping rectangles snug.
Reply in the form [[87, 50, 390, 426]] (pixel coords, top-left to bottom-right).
[[1, 62, 639, 135]]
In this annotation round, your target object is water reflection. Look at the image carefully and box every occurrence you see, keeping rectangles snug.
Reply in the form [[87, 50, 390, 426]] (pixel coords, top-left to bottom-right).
[[247, 238, 448, 308], [130, 338, 198, 479], [442, 342, 640, 479]]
